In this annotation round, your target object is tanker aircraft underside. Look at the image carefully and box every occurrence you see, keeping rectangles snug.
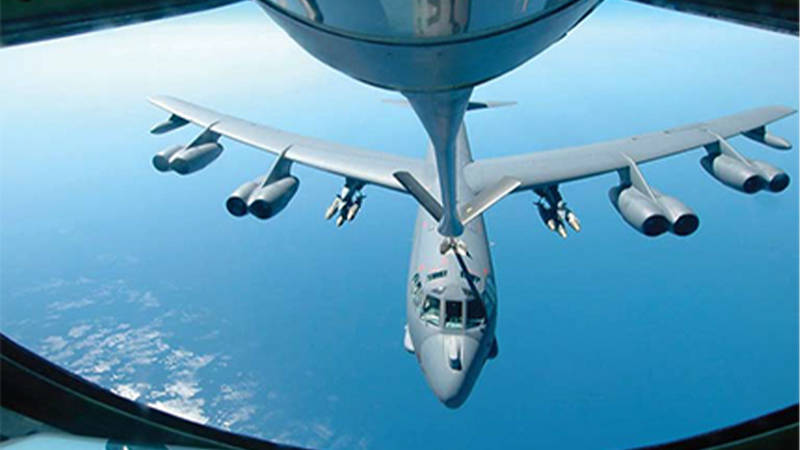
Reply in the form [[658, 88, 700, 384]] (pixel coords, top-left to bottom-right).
[[147, 0, 796, 407]]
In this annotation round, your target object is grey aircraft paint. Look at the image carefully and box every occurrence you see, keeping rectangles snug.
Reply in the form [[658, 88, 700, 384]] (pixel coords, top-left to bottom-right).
[[405, 124, 498, 408], [145, 0, 795, 408]]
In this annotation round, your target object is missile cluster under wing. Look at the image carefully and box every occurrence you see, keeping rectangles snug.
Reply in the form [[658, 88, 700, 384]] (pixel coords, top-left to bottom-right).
[[465, 105, 795, 239]]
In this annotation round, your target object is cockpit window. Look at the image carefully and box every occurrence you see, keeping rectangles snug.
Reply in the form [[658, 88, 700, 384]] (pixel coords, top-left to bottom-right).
[[466, 299, 487, 328], [420, 295, 440, 325], [411, 273, 423, 306], [427, 270, 447, 281], [445, 300, 464, 329]]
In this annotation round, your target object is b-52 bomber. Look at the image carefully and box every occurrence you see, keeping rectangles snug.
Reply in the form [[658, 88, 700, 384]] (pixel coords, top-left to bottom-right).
[[148, 0, 795, 407]]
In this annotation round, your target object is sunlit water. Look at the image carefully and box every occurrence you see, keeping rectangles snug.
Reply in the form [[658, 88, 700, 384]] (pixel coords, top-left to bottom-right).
[[1, 2, 797, 448]]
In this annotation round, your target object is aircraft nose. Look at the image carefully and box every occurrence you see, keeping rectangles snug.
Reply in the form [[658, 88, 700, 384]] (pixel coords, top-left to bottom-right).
[[419, 334, 480, 408]]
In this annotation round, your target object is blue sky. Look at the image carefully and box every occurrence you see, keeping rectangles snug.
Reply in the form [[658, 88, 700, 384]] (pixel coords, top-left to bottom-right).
[[0, 1, 797, 448]]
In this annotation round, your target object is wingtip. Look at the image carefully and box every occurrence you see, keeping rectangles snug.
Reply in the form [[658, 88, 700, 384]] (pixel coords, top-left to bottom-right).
[[147, 94, 179, 106], [771, 105, 797, 115]]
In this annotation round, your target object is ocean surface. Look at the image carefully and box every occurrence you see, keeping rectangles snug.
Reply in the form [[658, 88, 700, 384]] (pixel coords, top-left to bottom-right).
[[1, 1, 797, 448]]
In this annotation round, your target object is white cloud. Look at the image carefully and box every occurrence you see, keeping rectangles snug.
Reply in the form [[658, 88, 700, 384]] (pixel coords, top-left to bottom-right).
[[312, 422, 334, 441], [92, 359, 118, 374], [330, 435, 371, 450], [14, 277, 94, 297], [68, 324, 92, 338], [19, 278, 378, 449], [149, 397, 209, 424], [186, 353, 215, 370], [112, 382, 150, 401], [220, 405, 257, 430], [165, 380, 202, 399], [124, 289, 160, 308], [18, 276, 255, 436], [47, 298, 95, 311], [42, 335, 68, 352], [138, 291, 160, 308], [218, 383, 256, 402]]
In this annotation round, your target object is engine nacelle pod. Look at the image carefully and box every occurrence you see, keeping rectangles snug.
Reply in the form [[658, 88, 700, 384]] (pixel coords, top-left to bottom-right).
[[226, 177, 265, 217], [749, 160, 790, 193], [609, 185, 670, 237], [700, 154, 765, 194], [169, 143, 224, 175], [247, 176, 300, 219], [652, 191, 699, 236], [743, 128, 792, 150], [152, 145, 184, 172]]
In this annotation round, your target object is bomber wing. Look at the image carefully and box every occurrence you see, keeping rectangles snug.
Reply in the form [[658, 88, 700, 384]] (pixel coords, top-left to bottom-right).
[[149, 95, 426, 192], [465, 105, 795, 238], [464, 106, 795, 193]]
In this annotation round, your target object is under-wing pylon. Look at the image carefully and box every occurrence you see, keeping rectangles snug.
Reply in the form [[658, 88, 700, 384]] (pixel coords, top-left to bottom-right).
[[149, 96, 794, 240]]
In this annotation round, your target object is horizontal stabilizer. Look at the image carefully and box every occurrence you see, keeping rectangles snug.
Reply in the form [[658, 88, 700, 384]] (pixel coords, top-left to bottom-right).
[[383, 98, 516, 112], [466, 101, 517, 111], [393, 171, 443, 221], [459, 176, 521, 225]]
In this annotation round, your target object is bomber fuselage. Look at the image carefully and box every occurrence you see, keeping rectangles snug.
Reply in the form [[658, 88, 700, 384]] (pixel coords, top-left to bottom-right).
[[405, 124, 498, 408]]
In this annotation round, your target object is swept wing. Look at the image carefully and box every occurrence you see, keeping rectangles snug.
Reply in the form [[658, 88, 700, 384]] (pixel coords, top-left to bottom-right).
[[148, 95, 426, 192], [464, 106, 795, 193]]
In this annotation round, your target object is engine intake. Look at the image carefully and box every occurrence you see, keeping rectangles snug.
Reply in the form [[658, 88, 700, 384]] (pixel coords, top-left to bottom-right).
[[749, 160, 790, 193], [611, 157, 701, 238], [700, 154, 765, 194], [700, 153, 790, 194], [652, 190, 699, 236], [152, 145, 183, 172], [247, 176, 300, 219], [701, 136, 791, 194], [226, 177, 265, 217], [609, 186, 670, 236]]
